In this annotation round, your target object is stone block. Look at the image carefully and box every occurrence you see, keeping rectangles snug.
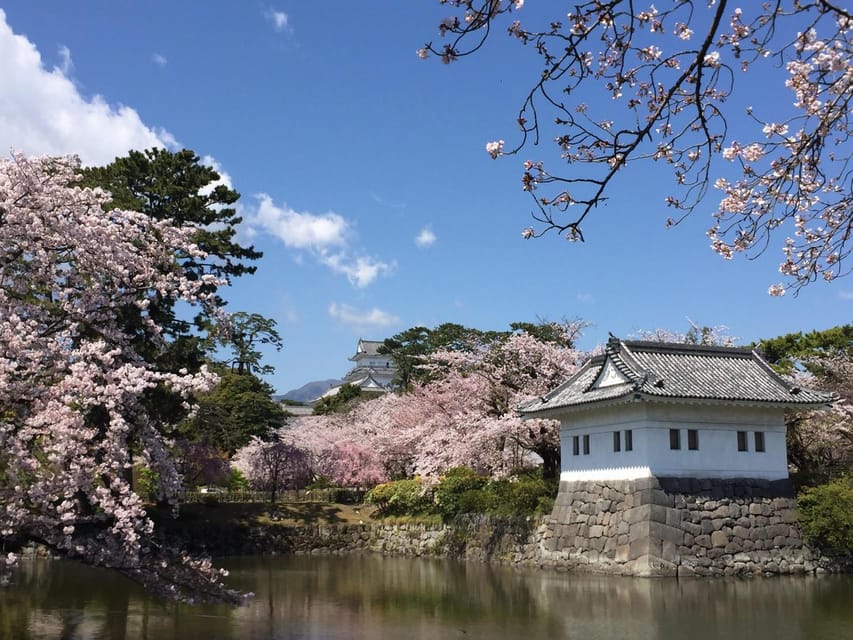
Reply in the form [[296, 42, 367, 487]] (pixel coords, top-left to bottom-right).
[[649, 521, 685, 547], [711, 530, 729, 548], [694, 534, 712, 549], [629, 536, 659, 561], [661, 540, 678, 564], [629, 521, 649, 543], [665, 508, 684, 528], [732, 525, 750, 540], [650, 489, 675, 507], [588, 525, 605, 538]]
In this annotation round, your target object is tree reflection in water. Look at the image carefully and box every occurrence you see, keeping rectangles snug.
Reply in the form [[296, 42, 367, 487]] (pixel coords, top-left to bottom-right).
[[1, 556, 851, 640]]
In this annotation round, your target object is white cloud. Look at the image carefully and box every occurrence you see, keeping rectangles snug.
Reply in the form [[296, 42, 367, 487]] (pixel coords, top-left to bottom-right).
[[152, 53, 168, 67], [248, 194, 393, 287], [320, 253, 393, 288], [840, 290, 853, 300], [252, 194, 349, 250], [0, 10, 174, 166], [264, 8, 290, 32], [200, 154, 234, 191], [56, 45, 73, 75], [576, 292, 595, 304], [328, 303, 400, 329], [415, 227, 437, 248]]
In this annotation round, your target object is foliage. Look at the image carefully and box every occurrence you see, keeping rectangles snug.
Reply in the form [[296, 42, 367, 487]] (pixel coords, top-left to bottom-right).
[[287, 321, 584, 482], [634, 321, 738, 346], [797, 476, 853, 553], [231, 438, 313, 502], [757, 325, 853, 374], [433, 467, 490, 520], [421, 1, 851, 295], [486, 471, 558, 518], [366, 478, 433, 516], [379, 322, 507, 390], [81, 147, 260, 302], [218, 311, 283, 376], [82, 148, 266, 432], [174, 440, 230, 490], [757, 325, 852, 484], [180, 367, 286, 454], [228, 468, 250, 491], [0, 153, 236, 602], [312, 382, 363, 415], [368, 467, 557, 520]]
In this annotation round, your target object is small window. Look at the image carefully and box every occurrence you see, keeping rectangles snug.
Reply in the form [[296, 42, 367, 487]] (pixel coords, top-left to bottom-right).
[[669, 429, 681, 450], [583, 434, 590, 455], [754, 431, 765, 452], [687, 429, 699, 451], [613, 431, 621, 452], [625, 429, 633, 451], [737, 431, 748, 452], [572, 435, 580, 456]]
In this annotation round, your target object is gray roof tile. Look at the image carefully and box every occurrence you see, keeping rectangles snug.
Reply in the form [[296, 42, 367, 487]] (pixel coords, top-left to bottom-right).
[[520, 337, 835, 415]]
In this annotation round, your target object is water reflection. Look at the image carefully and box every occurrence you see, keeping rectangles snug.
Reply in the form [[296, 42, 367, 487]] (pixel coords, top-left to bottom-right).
[[1, 556, 851, 640]]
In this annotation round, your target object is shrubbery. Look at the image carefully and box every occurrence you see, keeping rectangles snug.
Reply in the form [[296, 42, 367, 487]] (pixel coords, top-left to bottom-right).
[[367, 467, 557, 521], [366, 478, 433, 516], [797, 476, 853, 554]]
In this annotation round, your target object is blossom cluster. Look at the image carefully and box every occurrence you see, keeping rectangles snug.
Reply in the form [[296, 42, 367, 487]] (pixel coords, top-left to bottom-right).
[[422, 1, 851, 294], [269, 322, 586, 483], [0, 154, 236, 602]]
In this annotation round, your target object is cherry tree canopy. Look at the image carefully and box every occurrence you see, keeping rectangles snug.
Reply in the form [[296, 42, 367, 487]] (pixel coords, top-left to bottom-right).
[[0, 154, 237, 602], [284, 322, 585, 481], [421, 1, 852, 295]]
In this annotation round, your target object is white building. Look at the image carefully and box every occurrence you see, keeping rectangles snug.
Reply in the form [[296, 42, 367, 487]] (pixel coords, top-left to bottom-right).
[[314, 338, 398, 401], [520, 337, 833, 482]]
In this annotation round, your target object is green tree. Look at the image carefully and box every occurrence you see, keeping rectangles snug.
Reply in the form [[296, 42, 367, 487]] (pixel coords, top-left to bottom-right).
[[82, 148, 261, 304], [180, 368, 287, 454], [756, 325, 853, 374], [380, 322, 508, 390], [220, 312, 283, 376], [756, 325, 852, 485], [312, 383, 363, 415], [82, 148, 267, 426]]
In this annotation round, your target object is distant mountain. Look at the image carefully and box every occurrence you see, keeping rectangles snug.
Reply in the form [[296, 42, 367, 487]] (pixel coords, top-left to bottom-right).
[[277, 379, 342, 404]]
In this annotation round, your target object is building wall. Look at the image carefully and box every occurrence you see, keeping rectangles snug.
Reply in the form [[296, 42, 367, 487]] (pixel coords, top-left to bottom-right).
[[559, 402, 789, 481]]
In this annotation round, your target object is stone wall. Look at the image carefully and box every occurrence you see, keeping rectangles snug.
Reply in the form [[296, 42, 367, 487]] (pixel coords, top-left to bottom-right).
[[163, 477, 850, 577], [538, 476, 841, 576]]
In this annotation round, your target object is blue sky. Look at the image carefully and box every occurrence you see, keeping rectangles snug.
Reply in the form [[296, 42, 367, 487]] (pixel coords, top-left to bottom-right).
[[1, 2, 849, 394]]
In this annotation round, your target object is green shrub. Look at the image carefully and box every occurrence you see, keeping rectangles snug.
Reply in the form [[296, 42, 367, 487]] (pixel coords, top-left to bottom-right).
[[228, 468, 249, 491], [434, 467, 490, 520], [366, 478, 432, 516], [798, 476, 853, 554]]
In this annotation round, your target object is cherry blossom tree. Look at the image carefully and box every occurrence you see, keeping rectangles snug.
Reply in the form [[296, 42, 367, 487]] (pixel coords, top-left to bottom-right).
[[286, 322, 585, 482], [786, 353, 852, 482], [421, 1, 852, 295], [230, 437, 312, 501], [0, 154, 238, 602]]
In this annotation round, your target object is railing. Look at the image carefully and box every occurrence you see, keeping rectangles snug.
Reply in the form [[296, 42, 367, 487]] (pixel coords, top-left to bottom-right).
[[182, 488, 364, 504]]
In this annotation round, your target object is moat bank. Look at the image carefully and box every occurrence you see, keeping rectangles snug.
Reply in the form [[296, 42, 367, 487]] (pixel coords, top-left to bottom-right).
[[162, 477, 851, 577]]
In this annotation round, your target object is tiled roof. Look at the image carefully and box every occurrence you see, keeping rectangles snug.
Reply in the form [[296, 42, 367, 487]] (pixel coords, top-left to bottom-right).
[[520, 337, 834, 415], [350, 339, 385, 359]]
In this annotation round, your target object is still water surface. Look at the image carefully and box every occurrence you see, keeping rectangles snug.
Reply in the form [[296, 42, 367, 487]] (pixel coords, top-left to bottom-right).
[[1, 555, 851, 640]]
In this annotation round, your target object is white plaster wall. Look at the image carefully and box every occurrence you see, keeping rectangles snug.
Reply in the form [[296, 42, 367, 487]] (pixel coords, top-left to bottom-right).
[[559, 402, 789, 481]]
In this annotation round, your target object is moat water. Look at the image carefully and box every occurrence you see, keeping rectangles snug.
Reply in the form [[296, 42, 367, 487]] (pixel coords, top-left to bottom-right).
[[1, 555, 851, 640]]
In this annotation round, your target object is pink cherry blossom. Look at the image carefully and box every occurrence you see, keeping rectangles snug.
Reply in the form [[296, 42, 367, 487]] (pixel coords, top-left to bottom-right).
[[0, 154, 236, 603]]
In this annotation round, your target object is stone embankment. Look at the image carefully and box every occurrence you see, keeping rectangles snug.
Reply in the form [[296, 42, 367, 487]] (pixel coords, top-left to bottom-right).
[[183, 476, 849, 577], [539, 477, 840, 576]]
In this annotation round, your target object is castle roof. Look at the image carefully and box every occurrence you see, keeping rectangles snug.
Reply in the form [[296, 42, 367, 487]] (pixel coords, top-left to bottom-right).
[[520, 337, 834, 416], [349, 338, 385, 361]]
